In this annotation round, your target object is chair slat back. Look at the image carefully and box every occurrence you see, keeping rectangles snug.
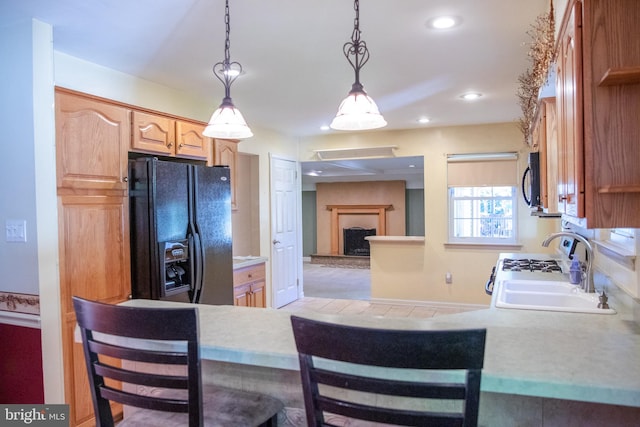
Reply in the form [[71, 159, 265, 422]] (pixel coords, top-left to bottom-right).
[[73, 297, 202, 427], [291, 315, 487, 427]]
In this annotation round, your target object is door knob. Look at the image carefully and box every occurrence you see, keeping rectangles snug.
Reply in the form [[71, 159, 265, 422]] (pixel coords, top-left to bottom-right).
[[272, 239, 281, 245]]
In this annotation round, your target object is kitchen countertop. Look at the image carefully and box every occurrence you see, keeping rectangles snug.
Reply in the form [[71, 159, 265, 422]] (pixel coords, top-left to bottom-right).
[[232, 256, 267, 270], [123, 270, 640, 408]]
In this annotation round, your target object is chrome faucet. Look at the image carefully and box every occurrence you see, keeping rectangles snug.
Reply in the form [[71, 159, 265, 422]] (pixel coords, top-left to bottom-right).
[[541, 232, 595, 293]]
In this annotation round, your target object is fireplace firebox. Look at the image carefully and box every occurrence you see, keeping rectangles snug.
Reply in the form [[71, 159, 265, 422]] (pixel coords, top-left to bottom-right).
[[343, 227, 376, 256]]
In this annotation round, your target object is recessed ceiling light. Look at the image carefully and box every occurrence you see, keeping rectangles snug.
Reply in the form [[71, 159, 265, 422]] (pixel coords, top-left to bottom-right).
[[427, 16, 461, 30], [417, 117, 431, 124], [460, 92, 482, 101]]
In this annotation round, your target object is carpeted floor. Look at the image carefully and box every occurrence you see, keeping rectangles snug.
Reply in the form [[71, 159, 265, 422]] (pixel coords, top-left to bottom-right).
[[302, 262, 371, 300]]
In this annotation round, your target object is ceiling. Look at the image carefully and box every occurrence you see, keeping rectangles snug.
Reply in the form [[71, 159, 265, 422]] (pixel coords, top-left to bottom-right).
[[2, 0, 549, 137], [2, 0, 549, 186], [301, 155, 425, 189]]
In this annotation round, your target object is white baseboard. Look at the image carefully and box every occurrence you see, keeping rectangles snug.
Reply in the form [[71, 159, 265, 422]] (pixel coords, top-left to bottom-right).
[[369, 297, 488, 310]]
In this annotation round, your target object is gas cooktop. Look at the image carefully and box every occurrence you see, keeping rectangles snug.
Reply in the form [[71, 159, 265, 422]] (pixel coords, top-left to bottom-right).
[[501, 258, 562, 273]]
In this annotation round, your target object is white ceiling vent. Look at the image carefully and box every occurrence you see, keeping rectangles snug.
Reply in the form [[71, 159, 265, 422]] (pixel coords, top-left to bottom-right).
[[313, 146, 397, 161]]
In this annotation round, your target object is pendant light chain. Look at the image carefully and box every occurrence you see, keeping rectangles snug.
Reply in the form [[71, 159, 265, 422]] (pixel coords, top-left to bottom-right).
[[351, 0, 360, 45], [345, 0, 369, 89], [223, 0, 231, 65], [213, 0, 242, 101]]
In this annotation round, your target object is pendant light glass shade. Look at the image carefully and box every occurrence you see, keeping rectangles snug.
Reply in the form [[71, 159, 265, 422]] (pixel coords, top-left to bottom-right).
[[203, 98, 253, 139], [330, 85, 387, 131]]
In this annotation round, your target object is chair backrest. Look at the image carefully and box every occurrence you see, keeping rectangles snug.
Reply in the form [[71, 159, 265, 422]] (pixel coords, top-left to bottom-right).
[[290, 315, 487, 427], [73, 296, 202, 427]]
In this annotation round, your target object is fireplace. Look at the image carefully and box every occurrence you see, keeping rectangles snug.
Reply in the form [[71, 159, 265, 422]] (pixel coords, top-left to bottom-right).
[[325, 204, 392, 255], [343, 227, 376, 256]]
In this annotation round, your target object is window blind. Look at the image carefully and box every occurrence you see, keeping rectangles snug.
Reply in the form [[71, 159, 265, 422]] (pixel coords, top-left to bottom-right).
[[447, 152, 518, 187]]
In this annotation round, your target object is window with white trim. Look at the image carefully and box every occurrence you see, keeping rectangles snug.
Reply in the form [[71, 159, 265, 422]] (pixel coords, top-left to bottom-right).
[[447, 153, 518, 244]]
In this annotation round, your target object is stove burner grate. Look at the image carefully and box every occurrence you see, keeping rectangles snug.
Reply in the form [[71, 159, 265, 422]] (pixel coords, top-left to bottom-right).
[[502, 258, 562, 273]]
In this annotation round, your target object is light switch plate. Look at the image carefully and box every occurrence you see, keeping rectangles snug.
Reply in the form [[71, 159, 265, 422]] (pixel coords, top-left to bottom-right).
[[6, 219, 27, 242]]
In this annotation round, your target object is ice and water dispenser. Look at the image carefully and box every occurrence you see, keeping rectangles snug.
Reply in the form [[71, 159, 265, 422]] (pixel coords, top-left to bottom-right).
[[160, 239, 192, 297]]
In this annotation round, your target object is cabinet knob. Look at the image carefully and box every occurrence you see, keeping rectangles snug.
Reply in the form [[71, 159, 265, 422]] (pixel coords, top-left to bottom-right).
[[123, 176, 129, 183], [167, 142, 173, 149], [559, 195, 568, 201]]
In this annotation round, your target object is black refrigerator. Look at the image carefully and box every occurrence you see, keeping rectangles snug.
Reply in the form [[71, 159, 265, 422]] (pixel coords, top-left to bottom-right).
[[129, 156, 233, 305]]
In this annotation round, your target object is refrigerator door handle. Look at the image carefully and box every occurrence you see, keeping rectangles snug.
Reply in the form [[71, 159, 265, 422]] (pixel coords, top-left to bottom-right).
[[191, 230, 205, 303]]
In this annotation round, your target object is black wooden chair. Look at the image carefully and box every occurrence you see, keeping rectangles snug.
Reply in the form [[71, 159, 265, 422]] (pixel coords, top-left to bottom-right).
[[290, 315, 487, 427], [73, 296, 283, 427]]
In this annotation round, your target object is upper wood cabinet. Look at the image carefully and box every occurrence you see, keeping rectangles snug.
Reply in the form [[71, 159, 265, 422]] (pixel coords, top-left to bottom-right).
[[131, 111, 209, 160], [555, 0, 640, 227], [533, 97, 559, 214], [555, 0, 584, 218], [55, 90, 130, 192], [211, 138, 239, 210]]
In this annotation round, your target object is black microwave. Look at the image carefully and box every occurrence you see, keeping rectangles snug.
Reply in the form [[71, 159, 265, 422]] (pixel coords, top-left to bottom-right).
[[522, 152, 540, 208]]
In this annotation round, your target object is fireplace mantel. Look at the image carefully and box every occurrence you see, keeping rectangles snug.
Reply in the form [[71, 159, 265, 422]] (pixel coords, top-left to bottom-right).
[[326, 204, 393, 255]]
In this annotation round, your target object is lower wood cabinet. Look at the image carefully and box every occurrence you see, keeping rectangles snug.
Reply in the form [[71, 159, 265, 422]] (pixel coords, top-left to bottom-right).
[[233, 263, 266, 308]]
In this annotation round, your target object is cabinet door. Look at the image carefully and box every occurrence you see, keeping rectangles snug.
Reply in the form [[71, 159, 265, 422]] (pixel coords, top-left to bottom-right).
[[536, 97, 559, 213], [250, 280, 267, 308], [233, 283, 250, 307], [212, 139, 239, 210], [176, 121, 209, 160], [58, 194, 130, 425], [131, 111, 175, 156], [55, 91, 130, 191], [556, 1, 584, 217]]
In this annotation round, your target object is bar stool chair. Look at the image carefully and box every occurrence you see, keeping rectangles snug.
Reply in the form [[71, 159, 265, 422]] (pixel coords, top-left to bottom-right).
[[73, 296, 283, 427], [290, 315, 486, 427]]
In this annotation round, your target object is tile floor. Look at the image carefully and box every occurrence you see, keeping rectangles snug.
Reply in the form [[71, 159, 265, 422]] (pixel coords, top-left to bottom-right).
[[279, 262, 481, 319]]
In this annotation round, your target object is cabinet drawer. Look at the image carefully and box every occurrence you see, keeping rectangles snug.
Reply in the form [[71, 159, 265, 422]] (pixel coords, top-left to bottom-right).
[[233, 263, 266, 286]]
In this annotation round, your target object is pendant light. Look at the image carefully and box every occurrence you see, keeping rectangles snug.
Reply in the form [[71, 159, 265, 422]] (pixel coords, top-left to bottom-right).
[[203, 0, 253, 139], [330, 0, 387, 131]]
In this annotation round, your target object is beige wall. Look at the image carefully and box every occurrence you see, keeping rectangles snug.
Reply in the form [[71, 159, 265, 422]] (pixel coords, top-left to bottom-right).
[[299, 123, 561, 305], [315, 181, 406, 254]]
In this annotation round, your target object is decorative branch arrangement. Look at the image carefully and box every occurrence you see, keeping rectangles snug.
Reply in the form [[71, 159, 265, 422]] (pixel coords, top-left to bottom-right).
[[517, 1, 556, 146]]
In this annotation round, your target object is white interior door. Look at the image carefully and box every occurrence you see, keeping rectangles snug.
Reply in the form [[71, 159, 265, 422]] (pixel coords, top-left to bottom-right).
[[271, 156, 299, 308]]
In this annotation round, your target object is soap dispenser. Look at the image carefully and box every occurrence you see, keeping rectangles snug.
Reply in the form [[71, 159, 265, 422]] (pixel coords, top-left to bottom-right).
[[569, 259, 582, 285]]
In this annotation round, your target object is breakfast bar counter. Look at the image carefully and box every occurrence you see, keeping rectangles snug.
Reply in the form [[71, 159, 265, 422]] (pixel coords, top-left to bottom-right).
[[122, 273, 640, 425]]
